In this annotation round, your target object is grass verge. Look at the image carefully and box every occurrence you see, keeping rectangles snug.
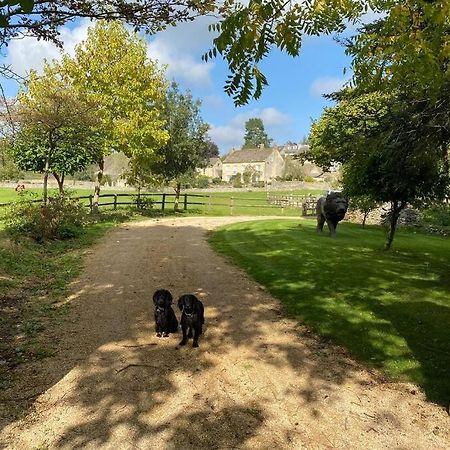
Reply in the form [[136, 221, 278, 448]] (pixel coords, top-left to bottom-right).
[[209, 219, 450, 406], [0, 208, 180, 420]]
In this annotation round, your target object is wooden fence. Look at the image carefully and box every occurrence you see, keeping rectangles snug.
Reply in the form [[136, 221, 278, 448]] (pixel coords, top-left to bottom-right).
[[267, 193, 319, 216], [0, 192, 320, 216]]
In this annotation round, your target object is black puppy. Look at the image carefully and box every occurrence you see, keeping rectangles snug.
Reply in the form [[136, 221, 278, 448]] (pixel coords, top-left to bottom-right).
[[153, 289, 178, 337], [177, 294, 204, 348]]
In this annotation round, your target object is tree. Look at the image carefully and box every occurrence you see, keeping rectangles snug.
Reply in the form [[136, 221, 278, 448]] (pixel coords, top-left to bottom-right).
[[345, 3, 450, 174], [350, 195, 380, 228], [242, 118, 271, 149], [0, 1, 215, 48], [61, 21, 168, 212], [0, 138, 22, 181], [205, 140, 220, 158], [149, 83, 210, 210], [309, 91, 449, 249], [14, 65, 102, 203], [202, 1, 450, 105]]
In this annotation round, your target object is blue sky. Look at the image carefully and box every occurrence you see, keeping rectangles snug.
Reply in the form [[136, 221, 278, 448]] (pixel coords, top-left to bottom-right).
[[1, 16, 355, 153]]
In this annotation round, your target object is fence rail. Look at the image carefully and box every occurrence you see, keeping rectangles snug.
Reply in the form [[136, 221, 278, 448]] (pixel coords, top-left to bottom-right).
[[0, 192, 319, 216]]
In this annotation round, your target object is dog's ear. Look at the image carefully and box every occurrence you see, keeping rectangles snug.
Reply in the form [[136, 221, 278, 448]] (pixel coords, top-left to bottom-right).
[[164, 290, 173, 307], [192, 295, 202, 311], [177, 296, 184, 311], [152, 290, 159, 306]]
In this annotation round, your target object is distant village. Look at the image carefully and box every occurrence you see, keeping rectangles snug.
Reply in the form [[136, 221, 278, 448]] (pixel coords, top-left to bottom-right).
[[197, 143, 340, 185]]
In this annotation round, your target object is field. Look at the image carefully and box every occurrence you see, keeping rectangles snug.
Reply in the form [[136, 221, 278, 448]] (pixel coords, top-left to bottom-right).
[[0, 186, 325, 217], [209, 219, 450, 405]]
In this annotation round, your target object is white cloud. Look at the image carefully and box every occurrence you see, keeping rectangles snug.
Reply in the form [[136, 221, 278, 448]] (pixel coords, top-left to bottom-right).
[[208, 107, 292, 152], [5, 20, 92, 77], [203, 94, 227, 110], [147, 17, 216, 88], [208, 124, 245, 150], [310, 77, 348, 97]]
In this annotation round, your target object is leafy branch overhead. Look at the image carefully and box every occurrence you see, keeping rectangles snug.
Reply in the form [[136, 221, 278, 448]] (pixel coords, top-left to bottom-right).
[[0, 0, 216, 46], [204, 0, 381, 105]]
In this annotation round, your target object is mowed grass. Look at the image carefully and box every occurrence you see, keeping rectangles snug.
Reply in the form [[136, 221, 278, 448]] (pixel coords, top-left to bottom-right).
[[209, 219, 450, 405]]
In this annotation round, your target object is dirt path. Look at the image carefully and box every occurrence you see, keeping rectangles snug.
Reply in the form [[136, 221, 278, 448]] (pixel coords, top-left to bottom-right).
[[1, 217, 448, 449]]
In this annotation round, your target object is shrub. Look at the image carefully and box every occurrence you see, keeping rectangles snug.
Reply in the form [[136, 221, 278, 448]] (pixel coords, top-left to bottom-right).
[[101, 174, 113, 187], [211, 177, 222, 185], [135, 195, 154, 210], [252, 181, 265, 188], [194, 175, 210, 189], [4, 193, 88, 242], [231, 173, 243, 188], [422, 205, 450, 227], [304, 175, 315, 183], [0, 162, 23, 182]]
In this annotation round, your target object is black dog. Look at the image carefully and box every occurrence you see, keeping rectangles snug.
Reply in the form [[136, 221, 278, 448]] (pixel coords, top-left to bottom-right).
[[177, 294, 204, 348], [153, 289, 178, 337]]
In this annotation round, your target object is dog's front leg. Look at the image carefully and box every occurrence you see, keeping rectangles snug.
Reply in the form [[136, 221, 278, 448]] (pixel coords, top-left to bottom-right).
[[179, 322, 188, 346], [192, 326, 201, 348], [163, 320, 169, 337], [155, 317, 162, 338]]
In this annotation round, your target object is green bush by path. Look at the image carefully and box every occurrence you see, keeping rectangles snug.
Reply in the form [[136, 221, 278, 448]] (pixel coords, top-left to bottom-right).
[[209, 219, 450, 405]]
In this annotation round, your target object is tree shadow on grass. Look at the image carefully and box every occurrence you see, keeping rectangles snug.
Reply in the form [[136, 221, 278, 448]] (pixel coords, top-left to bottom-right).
[[210, 220, 450, 405], [2, 219, 448, 448]]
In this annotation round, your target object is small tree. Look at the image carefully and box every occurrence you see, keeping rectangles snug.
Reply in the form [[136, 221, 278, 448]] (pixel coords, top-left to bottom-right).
[[0, 138, 22, 181], [205, 140, 220, 158], [62, 21, 168, 212], [149, 83, 210, 210], [349, 195, 380, 228], [14, 66, 101, 202], [242, 118, 272, 149], [310, 91, 449, 249]]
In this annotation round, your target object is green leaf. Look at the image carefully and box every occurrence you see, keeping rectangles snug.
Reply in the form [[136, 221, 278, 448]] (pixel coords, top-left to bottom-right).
[[20, 0, 34, 13], [0, 15, 9, 27]]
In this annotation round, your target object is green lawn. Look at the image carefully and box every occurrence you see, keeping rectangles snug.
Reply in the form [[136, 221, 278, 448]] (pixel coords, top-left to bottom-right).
[[209, 219, 450, 405]]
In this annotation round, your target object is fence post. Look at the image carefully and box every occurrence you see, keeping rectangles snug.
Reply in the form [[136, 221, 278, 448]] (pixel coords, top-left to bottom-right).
[[162, 193, 166, 212], [89, 195, 93, 213], [230, 197, 234, 215], [184, 193, 188, 210], [113, 194, 117, 210], [208, 195, 212, 213]]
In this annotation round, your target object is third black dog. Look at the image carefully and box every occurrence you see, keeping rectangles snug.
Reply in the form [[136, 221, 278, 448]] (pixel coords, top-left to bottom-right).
[[153, 289, 178, 337], [177, 294, 204, 348]]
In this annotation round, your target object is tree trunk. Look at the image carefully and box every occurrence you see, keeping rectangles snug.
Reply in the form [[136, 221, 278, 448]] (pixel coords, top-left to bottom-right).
[[174, 182, 181, 211], [137, 185, 141, 209], [43, 155, 50, 205], [53, 172, 65, 194], [93, 158, 104, 214], [384, 201, 405, 250], [362, 210, 369, 228]]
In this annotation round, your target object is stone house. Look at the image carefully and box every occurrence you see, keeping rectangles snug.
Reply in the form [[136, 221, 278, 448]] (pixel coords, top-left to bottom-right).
[[198, 157, 223, 179], [222, 147, 285, 183]]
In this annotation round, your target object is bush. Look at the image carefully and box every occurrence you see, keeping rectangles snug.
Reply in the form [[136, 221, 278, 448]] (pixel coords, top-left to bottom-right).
[[304, 175, 315, 183], [4, 193, 88, 242], [101, 174, 113, 187], [422, 205, 450, 227], [231, 173, 243, 188], [211, 177, 222, 185], [252, 181, 265, 188], [194, 175, 210, 189], [0, 162, 23, 182], [135, 195, 154, 210]]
